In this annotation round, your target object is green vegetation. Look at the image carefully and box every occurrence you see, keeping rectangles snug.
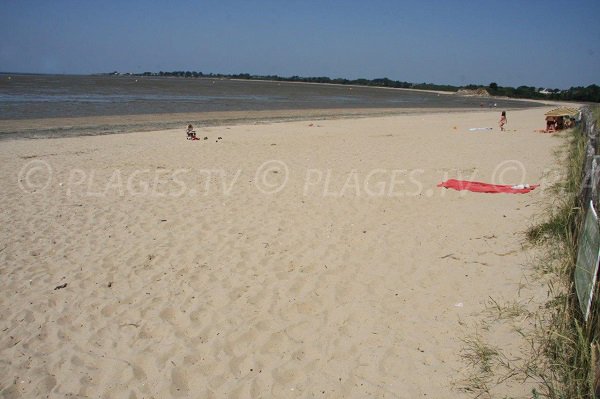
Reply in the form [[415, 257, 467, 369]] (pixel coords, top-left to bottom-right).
[[112, 70, 600, 103], [526, 129, 586, 244], [486, 83, 600, 103]]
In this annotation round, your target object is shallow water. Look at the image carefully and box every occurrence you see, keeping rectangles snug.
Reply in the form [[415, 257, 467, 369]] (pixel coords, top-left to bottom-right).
[[0, 74, 540, 120]]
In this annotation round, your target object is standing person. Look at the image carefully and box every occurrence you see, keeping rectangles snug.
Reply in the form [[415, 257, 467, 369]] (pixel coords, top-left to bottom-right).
[[499, 111, 507, 131]]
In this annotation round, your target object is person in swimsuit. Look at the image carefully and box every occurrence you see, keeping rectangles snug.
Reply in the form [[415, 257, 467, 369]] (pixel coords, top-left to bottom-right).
[[499, 111, 507, 131]]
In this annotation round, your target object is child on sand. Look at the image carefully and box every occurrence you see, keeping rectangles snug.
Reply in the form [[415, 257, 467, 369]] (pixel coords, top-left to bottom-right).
[[499, 111, 507, 131]]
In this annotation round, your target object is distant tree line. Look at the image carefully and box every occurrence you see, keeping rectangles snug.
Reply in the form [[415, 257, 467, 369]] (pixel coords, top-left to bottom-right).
[[104, 71, 600, 103], [484, 82, 600, 103]]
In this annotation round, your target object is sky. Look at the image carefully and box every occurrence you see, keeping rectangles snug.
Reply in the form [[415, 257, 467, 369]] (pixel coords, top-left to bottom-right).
[[1, 0, 599, 89]]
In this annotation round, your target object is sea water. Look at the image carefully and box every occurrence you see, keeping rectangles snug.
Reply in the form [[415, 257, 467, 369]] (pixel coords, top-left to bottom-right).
[[0, 74, 539, 120]]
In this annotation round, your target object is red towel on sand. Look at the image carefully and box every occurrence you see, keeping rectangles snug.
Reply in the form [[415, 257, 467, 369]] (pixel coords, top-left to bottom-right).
[[437, 179, 539, 194]]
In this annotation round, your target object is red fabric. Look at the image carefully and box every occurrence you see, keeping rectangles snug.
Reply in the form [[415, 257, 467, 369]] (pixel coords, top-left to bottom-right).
[[437, 179, 539, 194]]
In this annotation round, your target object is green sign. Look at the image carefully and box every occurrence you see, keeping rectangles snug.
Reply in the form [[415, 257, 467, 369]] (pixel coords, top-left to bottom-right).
[[575, 202, 600, 321]]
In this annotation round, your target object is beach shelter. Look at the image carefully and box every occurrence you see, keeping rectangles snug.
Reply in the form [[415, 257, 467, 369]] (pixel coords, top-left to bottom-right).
[[544, 107, 579, 130], [544, 107, 579, 118]]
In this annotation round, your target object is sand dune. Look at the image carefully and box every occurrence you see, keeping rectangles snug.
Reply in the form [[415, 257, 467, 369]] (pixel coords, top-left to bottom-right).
[[1, 108, 561, 397]]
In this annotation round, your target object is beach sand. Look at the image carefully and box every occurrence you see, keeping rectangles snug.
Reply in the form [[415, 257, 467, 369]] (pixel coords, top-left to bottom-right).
[[0, 107, 514, 140], [0, 108, 562, 398]]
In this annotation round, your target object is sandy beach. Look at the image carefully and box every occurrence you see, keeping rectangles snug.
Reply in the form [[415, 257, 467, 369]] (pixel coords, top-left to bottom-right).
[[0, 108, 562, 398], [0, 105, 546, 141]]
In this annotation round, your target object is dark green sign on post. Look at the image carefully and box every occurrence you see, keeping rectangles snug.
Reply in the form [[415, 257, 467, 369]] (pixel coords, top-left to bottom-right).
[[575, 202, 600, 321]]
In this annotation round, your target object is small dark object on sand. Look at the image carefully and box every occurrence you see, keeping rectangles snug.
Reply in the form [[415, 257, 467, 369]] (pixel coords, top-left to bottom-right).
[[108, 282, 113, 288], [218, 137, 222, 140], [203, 137, 208, 140], [54, 283, 67, 290]]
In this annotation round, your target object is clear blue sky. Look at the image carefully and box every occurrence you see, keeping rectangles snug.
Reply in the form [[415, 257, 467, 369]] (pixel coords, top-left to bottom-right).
[[1, 0, 599, 89]]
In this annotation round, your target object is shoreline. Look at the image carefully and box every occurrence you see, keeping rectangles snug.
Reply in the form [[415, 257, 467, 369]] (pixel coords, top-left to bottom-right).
[[0, 105, 556, 141]]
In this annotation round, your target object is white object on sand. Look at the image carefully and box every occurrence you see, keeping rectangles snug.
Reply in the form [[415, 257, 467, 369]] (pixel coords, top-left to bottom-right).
[[511, 184, 530, 190]]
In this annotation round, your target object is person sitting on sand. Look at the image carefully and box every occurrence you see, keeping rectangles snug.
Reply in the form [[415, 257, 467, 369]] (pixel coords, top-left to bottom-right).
[[499, 111, 507, 131], [564, 118, 574, 129], [186, 124, 197, 140]]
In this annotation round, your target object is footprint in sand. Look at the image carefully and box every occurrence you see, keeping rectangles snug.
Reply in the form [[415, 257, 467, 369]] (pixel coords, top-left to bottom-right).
[[169, 367, 190, 397]]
